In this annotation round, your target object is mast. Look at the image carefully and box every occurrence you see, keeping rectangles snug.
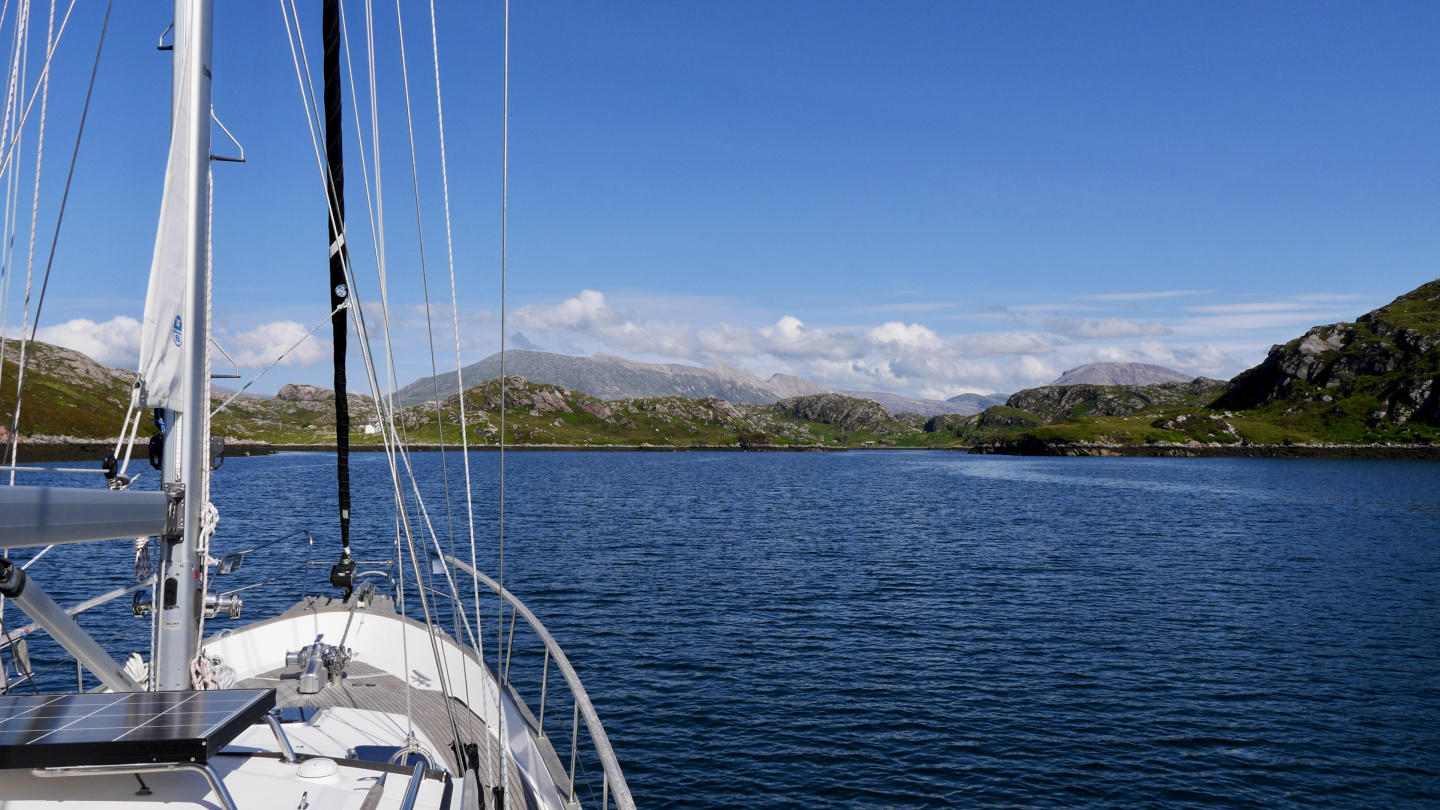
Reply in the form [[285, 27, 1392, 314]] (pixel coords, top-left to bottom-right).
[[322, 0, 355, 595], [154, 0, 213, 690]]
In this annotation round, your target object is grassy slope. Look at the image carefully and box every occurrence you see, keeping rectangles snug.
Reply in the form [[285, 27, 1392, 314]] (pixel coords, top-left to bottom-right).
[[0, 341, 133, 440]]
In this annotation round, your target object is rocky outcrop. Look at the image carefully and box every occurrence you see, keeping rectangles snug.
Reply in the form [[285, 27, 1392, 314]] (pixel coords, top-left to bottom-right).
[[273, 383, 375, 416], [976, 407, 1041, 429], [1214, 279, 1440, 426], [612, 395, 750, 429], [925, 413, 980, 434], [1004, 379, 1228, 425], [276, 383, 333, 402], [774, 394, 911, 434]]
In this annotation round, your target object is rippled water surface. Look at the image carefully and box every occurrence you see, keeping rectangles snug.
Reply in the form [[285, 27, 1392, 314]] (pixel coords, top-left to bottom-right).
[[12, 451, 1440, 808]]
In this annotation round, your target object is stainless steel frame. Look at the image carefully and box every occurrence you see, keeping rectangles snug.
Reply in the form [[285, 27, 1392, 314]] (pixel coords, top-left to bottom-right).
[[444, 555, 635, 810]]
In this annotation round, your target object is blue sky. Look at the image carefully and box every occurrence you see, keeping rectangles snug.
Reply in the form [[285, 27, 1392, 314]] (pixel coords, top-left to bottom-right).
[[11, 1, 1440, 398]]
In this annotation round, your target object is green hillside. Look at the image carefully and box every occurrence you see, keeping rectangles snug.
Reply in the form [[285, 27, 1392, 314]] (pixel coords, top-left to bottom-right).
[[6, 279, 1439, 456], [965, 279, 1440, 453]]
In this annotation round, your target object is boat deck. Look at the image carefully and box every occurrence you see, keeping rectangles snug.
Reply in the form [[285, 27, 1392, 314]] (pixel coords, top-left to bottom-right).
[[234, 661, 535, 810]]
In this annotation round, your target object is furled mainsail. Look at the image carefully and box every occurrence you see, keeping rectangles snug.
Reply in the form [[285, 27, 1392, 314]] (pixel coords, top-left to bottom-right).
[[137, 0, 202, 411]]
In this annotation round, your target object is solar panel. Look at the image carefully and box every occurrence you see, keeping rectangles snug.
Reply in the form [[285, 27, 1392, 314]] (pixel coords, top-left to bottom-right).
[[0, 688, 275, 769]]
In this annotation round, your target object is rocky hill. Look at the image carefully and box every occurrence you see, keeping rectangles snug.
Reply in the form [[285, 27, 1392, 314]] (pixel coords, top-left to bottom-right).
[[774, 394, 911, 434], [1050, 362, 1193, 386], [0, 338, 135, 442], [401, 378, 928, 448], [12, 278, 1437, 456], [395, 350, 804, 406], [946, 392, 1009, 412], [1213, 280, 1439, 430], [393, 349, 981, 416], [965, 279, 1440, 453], [1006, 379, 1228, 425]]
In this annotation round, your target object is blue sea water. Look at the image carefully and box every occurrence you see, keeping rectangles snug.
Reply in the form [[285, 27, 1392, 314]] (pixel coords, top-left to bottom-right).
[[9, 451, 1440, 808]]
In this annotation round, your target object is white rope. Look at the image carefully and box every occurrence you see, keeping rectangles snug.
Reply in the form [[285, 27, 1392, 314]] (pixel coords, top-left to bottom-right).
[[4, 0, 49, 479], [209, 299, 347, 417], [392, 0, 460, 647], [497, 0, 511, 805], [7, 0, 107, 478], [427, 0, 484, 721], [0, 0, 77, 195], [0, 0, 28, 415]]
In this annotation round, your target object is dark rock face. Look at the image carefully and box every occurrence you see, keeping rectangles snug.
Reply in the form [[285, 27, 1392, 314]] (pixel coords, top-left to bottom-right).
[[775, 394, 907, 434], [1005, 379, 1228, 425], [1214, 279, 1440, 425], [892, 413, 929, 429], [977, 407, 1041, 429], [924, 413, 979, 434]]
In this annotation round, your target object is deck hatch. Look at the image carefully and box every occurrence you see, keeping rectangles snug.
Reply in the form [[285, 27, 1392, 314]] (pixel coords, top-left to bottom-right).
[[0, 688, 275, 769]]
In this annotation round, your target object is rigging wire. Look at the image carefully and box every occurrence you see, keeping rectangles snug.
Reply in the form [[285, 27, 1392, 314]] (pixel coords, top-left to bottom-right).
[[15, 0, 53, 458], [388, 4, 483, 753], [4, 0, 109, 475], [391, 0, 459, 630], [0, 0, 28, 412], [0, 0, 79, 201], [426, 0, 484, 741], [283, 0, 514, 785], [425, 0, 483, 695], [209, 299, 349, 417], [496, 0, 511, 806], [282, 0, 478, 764]]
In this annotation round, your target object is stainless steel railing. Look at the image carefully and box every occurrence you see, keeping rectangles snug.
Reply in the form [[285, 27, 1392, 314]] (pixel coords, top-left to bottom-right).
[[444, 555, 636, 810]]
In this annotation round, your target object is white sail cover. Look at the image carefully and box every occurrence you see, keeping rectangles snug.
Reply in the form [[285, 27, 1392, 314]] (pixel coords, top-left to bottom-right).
[[137, 2, 199, 411]]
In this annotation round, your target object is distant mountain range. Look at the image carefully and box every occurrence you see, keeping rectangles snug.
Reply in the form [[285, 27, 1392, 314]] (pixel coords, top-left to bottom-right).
[[393, 350, 1006, 416], [1049, 362, 1194, 387]]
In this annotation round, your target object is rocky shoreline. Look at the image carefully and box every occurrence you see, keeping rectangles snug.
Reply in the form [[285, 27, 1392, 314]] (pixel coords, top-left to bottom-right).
[[969, 439, 1440, 459], [10, 437, 1438, 461]]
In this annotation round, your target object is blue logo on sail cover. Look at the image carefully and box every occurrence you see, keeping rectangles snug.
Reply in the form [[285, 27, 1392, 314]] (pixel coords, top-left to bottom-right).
[[172, 316, 183, 347]]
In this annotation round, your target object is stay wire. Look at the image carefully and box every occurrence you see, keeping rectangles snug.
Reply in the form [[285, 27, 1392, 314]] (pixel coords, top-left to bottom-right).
[[5, 0, 109, 474], [391, 0, 458, 634], [426, 0, 483, 725], [0, 0, 28, 410], [496, 0, 511, 806]]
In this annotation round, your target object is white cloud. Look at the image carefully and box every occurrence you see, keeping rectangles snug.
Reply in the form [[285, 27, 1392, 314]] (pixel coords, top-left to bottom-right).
[[1044, 316, 1173, 340], [512, 290, 618, 330], [470, 288, 1277, 397], [35, 316, 142, 367], [227, 321, 331, 368]]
